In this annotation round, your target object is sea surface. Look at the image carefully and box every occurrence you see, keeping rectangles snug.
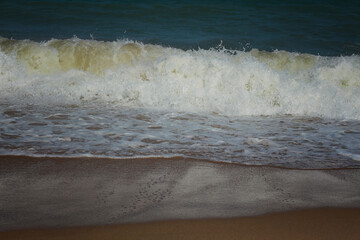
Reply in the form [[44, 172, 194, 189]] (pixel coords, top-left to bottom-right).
[[0, 0, 360, 168]]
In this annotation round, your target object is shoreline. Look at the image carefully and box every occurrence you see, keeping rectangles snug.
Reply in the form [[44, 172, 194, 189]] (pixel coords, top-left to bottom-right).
[[1, 208, 360, 240], [1, 154, 359, 171], [1, 155, 360, 237]]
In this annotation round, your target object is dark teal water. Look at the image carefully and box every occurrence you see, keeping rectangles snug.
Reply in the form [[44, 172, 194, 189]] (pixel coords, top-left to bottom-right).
[[1, 0, 359, 56]]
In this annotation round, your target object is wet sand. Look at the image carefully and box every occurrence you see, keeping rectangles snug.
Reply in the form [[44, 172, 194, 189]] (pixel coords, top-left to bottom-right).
[[0, 156, 360, 238]]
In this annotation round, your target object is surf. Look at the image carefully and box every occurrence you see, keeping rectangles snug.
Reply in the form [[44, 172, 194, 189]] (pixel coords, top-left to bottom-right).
[[1, 37, 359, 119]]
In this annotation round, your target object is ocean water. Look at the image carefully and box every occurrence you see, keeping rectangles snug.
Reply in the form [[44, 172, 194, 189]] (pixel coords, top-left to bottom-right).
[[0, 0, 360, 168]]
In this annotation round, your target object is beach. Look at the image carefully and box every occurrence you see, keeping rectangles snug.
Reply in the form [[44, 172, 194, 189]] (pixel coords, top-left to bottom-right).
[[1, 1, 360, 239], [1, 156, 360, 239], [2, 208, 360, 240]]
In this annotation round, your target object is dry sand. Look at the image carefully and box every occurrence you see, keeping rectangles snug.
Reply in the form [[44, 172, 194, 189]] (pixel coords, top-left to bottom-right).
[[1, 208, 360, 240], [1, 156, 360, 239]]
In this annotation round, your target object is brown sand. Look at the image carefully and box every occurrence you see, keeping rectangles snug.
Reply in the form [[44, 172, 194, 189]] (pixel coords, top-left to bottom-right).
[[1, 156, 360, 239], [1, 208, 360, 240]]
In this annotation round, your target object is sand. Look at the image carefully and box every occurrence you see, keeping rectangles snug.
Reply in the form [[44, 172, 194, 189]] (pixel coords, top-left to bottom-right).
[[1, 156, 360, 239], [1, 208, 360, 240]]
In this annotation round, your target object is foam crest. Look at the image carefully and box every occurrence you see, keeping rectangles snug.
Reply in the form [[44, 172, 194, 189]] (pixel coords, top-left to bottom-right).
[[249, 49, 318, 73], [0, 37, 142, 74], [0, 37, 359, 119]]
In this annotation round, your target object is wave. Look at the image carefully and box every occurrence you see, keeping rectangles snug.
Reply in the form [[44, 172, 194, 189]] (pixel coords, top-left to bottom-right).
[[1, 37, 359, 119]]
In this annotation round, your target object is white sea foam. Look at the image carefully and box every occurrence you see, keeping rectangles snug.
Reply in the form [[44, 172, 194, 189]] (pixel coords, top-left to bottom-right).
[[0, 37, 359, 119], [337, 150, 360, 161]]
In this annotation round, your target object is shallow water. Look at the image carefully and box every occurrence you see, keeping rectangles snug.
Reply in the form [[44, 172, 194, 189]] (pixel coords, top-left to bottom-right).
[[1, 103, 359, 169]]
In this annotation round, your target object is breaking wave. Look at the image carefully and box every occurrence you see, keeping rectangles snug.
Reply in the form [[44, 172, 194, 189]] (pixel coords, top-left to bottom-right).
[[1, 37, 359, 119]]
